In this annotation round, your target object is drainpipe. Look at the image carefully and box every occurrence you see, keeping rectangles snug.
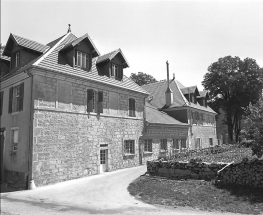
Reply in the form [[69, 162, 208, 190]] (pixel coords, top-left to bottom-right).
[[26, 70, 36, 190]]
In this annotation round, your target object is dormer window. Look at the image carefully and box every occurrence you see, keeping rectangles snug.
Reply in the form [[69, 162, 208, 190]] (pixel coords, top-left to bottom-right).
[[15, 52, 20, 67], [11, 51, 20, 69], [76, 51, 90, 70], [111, 64, 119, 78]]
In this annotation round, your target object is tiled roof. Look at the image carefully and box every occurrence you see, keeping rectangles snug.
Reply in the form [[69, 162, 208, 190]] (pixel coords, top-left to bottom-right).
[[97, 49, 130, 68], [198, 91, 209, 98], [145, 103, 189, 126], [47, 35, 66, 48], [0, 55, 10, 61], [60, 33, 100, 57], [142, 80, 216, 114], [181, 86, 200, 96], [32, 32, 148, 95]]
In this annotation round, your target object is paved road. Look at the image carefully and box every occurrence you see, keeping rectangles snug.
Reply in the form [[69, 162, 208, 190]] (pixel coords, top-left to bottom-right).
[[1, 165, 239, 215]]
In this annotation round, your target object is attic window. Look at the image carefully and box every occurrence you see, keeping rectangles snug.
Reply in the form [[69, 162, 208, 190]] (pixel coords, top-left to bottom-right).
[[111, 64, 118, 77], [15, 52, 20, 67], [12, 51, 20, 69], [75, 51, 90, 70]]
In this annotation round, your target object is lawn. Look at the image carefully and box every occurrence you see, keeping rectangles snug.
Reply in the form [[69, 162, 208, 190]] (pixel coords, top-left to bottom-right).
[[128, 145, 263, 214], [128, 175, 263, 214]]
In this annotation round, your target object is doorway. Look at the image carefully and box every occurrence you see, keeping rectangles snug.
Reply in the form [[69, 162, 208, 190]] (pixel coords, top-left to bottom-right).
[[100, 149, 108, 173], [0, 129, 5, 181]]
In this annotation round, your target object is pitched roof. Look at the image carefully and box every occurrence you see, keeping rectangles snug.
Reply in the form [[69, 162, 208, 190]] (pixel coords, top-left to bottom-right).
[[145, 103, 189, 126], [3, 33, 50, 56], [181, 86, 200, 96], [198, 90, 209, 98], [32, 32, 148, 95], [96, 49, 130, 68], [60, 33, 100, 57], [142, 80, 216, 114]]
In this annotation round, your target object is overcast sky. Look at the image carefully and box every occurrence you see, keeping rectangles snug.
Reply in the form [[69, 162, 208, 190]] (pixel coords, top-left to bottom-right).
[[2, 0, 263, 90]]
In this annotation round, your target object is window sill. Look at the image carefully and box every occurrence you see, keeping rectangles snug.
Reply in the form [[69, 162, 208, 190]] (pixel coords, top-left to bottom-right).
[[143, 151, 153, 155], [11, 111, 19, 115], [160, 150, 167, 153], [124, 153, 135, 156]]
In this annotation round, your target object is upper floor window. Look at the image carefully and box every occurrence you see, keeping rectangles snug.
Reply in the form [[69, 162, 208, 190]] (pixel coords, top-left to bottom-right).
[[76, 51, 90, 70], [109, 92, 119, 115], [87, 89, 103, 113], [9, 83, 24, 113], [11, 128, 19, 152], [128, 98, 136, 117]]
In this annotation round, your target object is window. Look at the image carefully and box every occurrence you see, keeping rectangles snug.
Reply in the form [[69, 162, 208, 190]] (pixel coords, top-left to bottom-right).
[[8, 83, 24, 114], [144, 139, 152, 152], [195, 138, 201, 150], [129, 98, 136, 117], [15, 52, 20, 68], [109, 92, 118, 115], [124, 140, 135, 154], [192, 111, 197, 124], [11, 129, 19, 152], [181, 139, 187, 149], [160, 139, 167, 151], [111, 64, 118, 77], [173, 139, 180, 150], [0, 91, 3, 116], [209, 138, 213, 146], [87, 89, 103, 113], [76, 51, 90, 70]]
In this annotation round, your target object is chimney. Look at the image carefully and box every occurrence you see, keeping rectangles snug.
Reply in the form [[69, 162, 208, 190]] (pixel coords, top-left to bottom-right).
[[67, 24, 71, 33], [165, 61, 173, 107]]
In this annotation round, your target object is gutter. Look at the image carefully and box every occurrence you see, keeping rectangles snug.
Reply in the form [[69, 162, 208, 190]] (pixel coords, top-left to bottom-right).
[[25, 69, 36, 189]]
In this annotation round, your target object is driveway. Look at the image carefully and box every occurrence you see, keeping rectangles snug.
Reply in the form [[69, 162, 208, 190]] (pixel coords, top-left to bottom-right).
[[1, 165, 238, 215]]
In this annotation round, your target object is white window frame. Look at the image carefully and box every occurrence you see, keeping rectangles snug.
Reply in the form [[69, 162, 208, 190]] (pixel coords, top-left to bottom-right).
[[111, 64, 118, 78], [144, 139, 152, 152], [12, 85, 20, 113], [15, 52, 19, 68], [76, 51, 88, 69], [10, 127, 19, 153], [124, 140, 135, 155]]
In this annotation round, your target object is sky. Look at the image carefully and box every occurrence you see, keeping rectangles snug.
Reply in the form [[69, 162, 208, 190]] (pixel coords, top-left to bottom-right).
[[1, 0, 263, 90]]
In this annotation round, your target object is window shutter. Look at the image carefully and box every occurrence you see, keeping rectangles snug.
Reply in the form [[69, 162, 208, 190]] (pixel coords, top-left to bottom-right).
[[0, 91, 3, 116], [74, 49, 77, 66], [98, 91, 103, 113], [129, 98, 136, 117], [8, 87, 13, 113], [19, 83, 24, 111], [87, 89, 93, 112], [119, 66, 123, 80]]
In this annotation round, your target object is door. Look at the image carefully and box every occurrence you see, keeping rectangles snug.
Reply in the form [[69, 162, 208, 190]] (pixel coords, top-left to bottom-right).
[[100, 149, 107, 173], [0, 130, 5, 181]]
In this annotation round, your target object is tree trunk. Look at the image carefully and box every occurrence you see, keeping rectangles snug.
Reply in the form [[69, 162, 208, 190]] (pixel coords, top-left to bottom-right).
[[227, 112, 233, 142]]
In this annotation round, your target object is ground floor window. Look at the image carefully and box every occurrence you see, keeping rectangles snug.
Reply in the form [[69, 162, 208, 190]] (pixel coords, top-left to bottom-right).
[[181, 139, 187, 149], [173, 138, 187, 153], [160, 139, 167, 151], [195, 138, 201, 149], [11, 128, 19, 152], [144, 139, 152, 152], [124, 140, 135, 154], [209, 138, 213, 146]]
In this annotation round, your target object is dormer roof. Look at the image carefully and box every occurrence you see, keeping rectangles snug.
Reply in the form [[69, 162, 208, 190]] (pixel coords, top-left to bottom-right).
[[3, 33, 50, 57], [60, 33, 100, 57], [198, 91, 209, 98], [180, 86, 200, 96], [96, 49, 129, 68]]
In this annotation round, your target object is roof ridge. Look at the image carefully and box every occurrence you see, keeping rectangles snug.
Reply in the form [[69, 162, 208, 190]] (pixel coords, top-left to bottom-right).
[[12, 33, 49, 48], [33, 32, 71, 66]]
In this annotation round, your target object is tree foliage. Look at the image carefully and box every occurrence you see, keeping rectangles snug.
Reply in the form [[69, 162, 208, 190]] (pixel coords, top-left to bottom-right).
[[244, 95, 263, 158], [130, 72, 157, 86], [202, 56, 263, 142]]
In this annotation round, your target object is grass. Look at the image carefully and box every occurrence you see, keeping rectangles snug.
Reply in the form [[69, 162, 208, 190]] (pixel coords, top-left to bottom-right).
[[128, 175, 263, 214], [128, 145, 263, 214]]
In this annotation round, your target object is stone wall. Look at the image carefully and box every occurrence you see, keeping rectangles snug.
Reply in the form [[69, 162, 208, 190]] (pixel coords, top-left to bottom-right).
[[216, 159, 263, 188], [32, 73, 146, 187], [147, 159, 227, 180]]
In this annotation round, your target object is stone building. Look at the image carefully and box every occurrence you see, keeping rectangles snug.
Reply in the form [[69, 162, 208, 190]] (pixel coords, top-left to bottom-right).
[[141, 63, 217, 151], [0, 30, 149, 187]]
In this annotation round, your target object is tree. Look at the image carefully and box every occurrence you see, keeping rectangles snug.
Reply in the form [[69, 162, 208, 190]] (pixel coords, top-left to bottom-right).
[[202, 56, 263, 142], [244, 95, 263, 158], [130, 72, 157, 86]]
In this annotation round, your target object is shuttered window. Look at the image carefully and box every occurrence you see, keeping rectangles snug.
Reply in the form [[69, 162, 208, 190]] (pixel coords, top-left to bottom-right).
[[87, 89, 94, 112], [111, 63, 123, 80], [75, 50, 91, 71], [144, 139, 152, 152], [98, 91, 103, 114], [87, 89, 103, 113], [8, 83, 24, 114], [128, 98, 136, 117]]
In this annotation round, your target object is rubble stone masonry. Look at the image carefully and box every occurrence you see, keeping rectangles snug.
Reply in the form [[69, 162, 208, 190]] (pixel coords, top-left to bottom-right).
[[32, 74, 145, 186]]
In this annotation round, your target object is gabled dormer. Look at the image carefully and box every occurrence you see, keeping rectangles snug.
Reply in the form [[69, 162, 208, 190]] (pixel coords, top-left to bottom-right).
[[60, 33, 100, 71], [96, 49, 129, 81], [3, 33, 49, 72], [197, 91, 209, 107], [181, 86, 200, 104]]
